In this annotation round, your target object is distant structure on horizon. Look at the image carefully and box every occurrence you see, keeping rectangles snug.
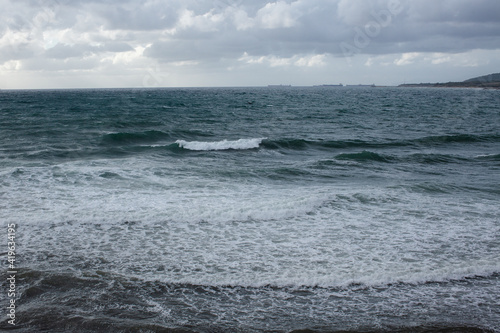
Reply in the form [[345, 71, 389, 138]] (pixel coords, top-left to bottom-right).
[[346, 84, 376, 87], [268, 84, 292, 87], [313, 84, 343, 87]]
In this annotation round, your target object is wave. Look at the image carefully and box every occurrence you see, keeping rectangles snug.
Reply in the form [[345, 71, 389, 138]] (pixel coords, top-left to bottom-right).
[[260, 133, 500, 152], [8, 268, 499, 333], [101, 130, 171, 144], [335, 150, 394, 163], [405, 153, 469, 164], [81, 131, 500, 153], [175, 138, 266, 151], [14, 266, 500, 302], [7, 132, 499, 162], [260, 138, 395, 150], [15, 265, 500, 292], [414, 133, 500, 146], [101, 129, 213, 145], [475, 153, 500, 161], [331, 151, 483, 166], [161, 266, 500, 290], [261, 138, 313, 150]]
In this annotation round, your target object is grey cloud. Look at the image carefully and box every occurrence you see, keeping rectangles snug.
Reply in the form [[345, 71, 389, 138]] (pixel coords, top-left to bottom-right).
[[335, 0, 500, 56], [102, 42, 134, 53], [407, 0, 500, 23], [87, 2, 179, 31], [43, 42, 134, 59], [157, 0, 499, 60], [44, 43, 92, 59], [0, 42, 38, 63], [22, 56, 102, 71], [2, 0, 500, 79]]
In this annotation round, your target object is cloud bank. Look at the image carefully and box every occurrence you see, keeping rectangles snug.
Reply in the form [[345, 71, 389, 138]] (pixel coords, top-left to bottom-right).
[[1, 0, 500, 88]]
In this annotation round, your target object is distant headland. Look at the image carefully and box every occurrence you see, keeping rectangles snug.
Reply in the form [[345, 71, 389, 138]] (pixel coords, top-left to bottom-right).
[[399, 73, 500, 89]]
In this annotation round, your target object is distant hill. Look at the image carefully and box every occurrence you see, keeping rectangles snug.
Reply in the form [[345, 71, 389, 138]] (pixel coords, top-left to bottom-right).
[[399, 73, 500, 89], [464, 73, 500, 83]]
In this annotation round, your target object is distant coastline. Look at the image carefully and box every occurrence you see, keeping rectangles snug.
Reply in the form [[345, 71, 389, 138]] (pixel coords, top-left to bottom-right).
[[399, 73, 500, 89]]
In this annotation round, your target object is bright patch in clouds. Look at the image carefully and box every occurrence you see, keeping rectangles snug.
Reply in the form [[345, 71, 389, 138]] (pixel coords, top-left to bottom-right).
[[239, 52, 326, 68], [426, 52, 490, 68], [1, 60, 22, 71], [256, 1, 300, 29], [295, 54, 326, 67], [101, 46, 146, 65], [177, 9, 225, 32], [394, 52, 421, 66], [430, 53, 452, 65]]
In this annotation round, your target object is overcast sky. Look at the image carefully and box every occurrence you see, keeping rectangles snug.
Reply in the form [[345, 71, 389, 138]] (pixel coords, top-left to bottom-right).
[[1, 0, 500, 89]]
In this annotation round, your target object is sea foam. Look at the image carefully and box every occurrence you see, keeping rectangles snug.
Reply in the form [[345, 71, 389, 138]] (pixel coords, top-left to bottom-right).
[[175, 138, 266, 151]]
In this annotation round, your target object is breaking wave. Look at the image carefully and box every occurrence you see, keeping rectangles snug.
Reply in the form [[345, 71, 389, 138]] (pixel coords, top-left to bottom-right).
[[175, 138, 266, 151]]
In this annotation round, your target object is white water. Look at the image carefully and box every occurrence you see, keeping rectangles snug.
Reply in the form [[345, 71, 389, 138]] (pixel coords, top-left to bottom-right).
[[175, 138, 266, 151], [9, 156, 499, 290]]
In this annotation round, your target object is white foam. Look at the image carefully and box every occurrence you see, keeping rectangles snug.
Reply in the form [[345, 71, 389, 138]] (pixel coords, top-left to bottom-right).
[[12, 176, 500, 290], [475, 153, 498, 158], [4, 156, 500, 292], [175, 138, 266, 151]]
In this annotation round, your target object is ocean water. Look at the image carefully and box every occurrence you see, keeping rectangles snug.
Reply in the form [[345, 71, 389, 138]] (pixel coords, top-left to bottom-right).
[[0, 87, 499, 332]]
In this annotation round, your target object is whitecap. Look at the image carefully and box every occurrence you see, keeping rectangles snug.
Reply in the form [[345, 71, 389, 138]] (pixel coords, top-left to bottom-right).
[[175, 138, 266, 151]]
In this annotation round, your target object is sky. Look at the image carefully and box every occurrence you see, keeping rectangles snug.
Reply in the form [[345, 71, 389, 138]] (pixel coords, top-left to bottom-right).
[[1, 0, 500, 89]]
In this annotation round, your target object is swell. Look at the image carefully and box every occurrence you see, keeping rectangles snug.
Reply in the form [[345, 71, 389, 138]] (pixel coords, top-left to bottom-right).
[[334, 150, 394, 163], [475, 153, 500, 161], [3, 268, 498, 333], [96, 132, 500, 152], [3, 145, 493, 167], [4, 133, 499, 162], [100, 129, 213, 145], [324, 152, 474, 165], [262, 133, 500, 151], [101, 130, 171, 144], [414, 133, 500, 145], [12, 268, 500, 296]]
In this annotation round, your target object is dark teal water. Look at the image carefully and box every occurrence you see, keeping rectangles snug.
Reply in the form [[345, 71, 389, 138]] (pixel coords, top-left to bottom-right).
[[1, 87, 499, 332]]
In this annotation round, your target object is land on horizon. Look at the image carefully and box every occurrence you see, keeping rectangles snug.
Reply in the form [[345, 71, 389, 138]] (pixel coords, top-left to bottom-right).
[[399, 73, 500, 89]]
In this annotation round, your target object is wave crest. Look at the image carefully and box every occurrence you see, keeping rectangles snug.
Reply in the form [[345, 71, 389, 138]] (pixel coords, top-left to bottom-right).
[[335, 150, 394, 163], [175, 138, 266, 151], [101, 130, 170, 144]]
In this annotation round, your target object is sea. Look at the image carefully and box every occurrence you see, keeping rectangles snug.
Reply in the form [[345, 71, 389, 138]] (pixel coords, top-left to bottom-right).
[[0, 87, 499, 332]]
